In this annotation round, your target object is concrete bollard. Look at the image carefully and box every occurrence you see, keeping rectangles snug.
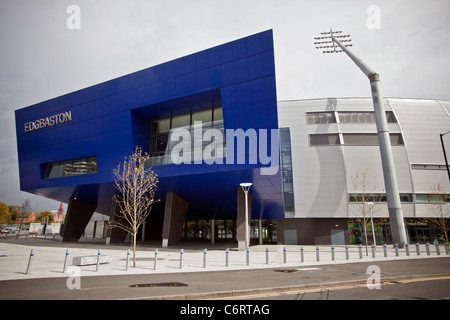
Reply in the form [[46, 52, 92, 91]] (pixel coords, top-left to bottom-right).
[[300, 247, 304, 263], [383, 243, 388, 257], [405, 243, 410, 256], [316, 246, 320, 262], [331, 246, 335, 261], [246, 247, 250, 266], [358, 245, 363, 259], [125, 249, 130, 271], [444, 243, 449, 255], [225, 248, 229, 267], [154, 249, 158, 270], [416, 243, 420, 256], [179, 249, 184, 269], [435, 244, 441, 255], [371, 244, 376, 258], [394, 243, 399, 257], [203, 248, 207, 268], [266, 247, 269, 265], [283, 247, 287, 263], [63, 249, 69, 273], [96, 249, 101, 272], [26, 249, 34, 275], [345, 245, 349, 260], [426, 243, 430, 255]]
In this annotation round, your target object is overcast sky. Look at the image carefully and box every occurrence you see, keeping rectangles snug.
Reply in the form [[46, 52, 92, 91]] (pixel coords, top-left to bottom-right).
[[1, 0, 449, 212]]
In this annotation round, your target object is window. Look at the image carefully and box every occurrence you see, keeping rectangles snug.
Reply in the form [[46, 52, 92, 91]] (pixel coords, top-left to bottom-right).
[[338, 111, 397, 124], [280, 128, 295, 217], [44, 156, 97, 179], [310, 134, 341, 146], [412, 164, 449, 170], [342, 133, 404, 146], [306, 112, 336, 125], [349, 193, 412, 203]]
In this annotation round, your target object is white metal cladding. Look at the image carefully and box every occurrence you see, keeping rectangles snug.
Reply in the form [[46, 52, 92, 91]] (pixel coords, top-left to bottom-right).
[[277, 97, 450, 219]]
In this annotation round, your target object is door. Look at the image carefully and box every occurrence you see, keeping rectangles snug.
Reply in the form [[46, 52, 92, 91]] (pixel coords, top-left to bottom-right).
[[284, 229, 298, 245], [331, 229, 345, 245]]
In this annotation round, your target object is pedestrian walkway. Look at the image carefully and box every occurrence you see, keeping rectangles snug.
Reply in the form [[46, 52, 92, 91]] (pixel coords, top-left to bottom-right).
[[0, 236, 448, 281]]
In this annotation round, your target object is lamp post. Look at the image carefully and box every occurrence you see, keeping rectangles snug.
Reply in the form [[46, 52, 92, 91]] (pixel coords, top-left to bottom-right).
[[440, 131, 450, 182], [314, 28, 408, 247], [240, 182, 252, 249]]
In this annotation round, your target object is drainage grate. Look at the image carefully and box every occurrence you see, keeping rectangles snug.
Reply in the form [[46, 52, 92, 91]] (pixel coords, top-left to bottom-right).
[[129, 282, 188, 288], [273, 269, 298, 273]]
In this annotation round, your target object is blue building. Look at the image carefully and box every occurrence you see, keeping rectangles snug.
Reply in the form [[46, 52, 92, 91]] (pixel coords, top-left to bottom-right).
[[15, 30, 285, 246]]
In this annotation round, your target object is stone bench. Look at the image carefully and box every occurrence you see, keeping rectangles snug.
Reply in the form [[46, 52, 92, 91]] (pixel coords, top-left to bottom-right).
[[0, 249, 9, 257], [72, 255, 112, 266]]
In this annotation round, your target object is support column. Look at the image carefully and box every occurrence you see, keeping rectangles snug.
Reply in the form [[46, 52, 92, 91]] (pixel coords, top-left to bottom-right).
[[61, 198, 96, 242], [162, 192, 188, 247], [258, 219, 263, 245], [237, 187, 252, 250], [105, 198, 128, 245], [211, 219, 215, 245]]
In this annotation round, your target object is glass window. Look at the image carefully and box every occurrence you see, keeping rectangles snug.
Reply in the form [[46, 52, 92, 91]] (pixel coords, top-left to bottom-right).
[[192, 109, 212, 124], [306, 112, 336, 125], [171, 113, 191, 128], [343, 133, 404, 146], [152, 117, 170, 134], [213, 107, 223, 122], [310, 134, 340, 146], [44, 156, 97, 179]]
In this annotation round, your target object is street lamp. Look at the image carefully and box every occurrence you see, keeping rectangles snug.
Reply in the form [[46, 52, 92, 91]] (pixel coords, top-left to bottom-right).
[[315, 28, 408, 247], [440, 131, 450, 182], [240, 182, 252, 249]]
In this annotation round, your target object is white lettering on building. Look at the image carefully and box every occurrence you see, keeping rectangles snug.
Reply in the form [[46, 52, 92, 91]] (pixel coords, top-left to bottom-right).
[[24, 111, 72, 133]]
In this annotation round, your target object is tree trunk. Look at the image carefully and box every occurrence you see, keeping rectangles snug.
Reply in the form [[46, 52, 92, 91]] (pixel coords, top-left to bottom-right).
[[132, 232, 137, 268]]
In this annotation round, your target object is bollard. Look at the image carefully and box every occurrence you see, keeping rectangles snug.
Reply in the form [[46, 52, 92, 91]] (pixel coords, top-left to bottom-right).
[[426, 243, 430, 255], [246, 247, 250, 266], [358, 245, 363, 259], [266, 247, 269, 265], [405, 243, 410, 256], [345, 245, 349, 260], [283, 247, 287, 264], [316, 246, 320, 262], [383, 243, 388, 257], [394, 243, 399, 257], [416, 243, 420, 256], [203, 248, 207, 268], [125, 249, 130, 271], [180, 249, 183, 269], [445, 243, 449, 255], [331, 246, 335, 261], [435, 244, 441, 256], [96, 249, 101, 272], [225, 248, 229, 267], [300, 247, 304, 263], [154, 249, 158, 270], [26, 249, 34, 275], [63, 249, 69, 273], [371, 244, 376, 258]]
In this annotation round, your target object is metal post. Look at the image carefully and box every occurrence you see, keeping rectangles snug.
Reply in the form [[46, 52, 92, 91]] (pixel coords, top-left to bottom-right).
[[225, 248, 229, 267], [96, 249, 101, 272], [26, 249, 34, 275], [371, 244, 376, 258], [394, 243, 399, 257], [126, 249, 130, 271], [358, 245, 363, 259], [416, 243, 420, 255], [283, 247, 287, 264], [300, 247, 304, 263], [266, 247, 269, 265], [383, 243, 388, 257], [331, 246, 335, 261], [435, 244, 441, 256], [345, 245, 349, 260], [180, 249, 183, 269], [154, 249, 158, 270], [203, 248, 207, 268], [440, 132, 450, 182], [63, 249, 69, 273], [426, 243, 430, 255], [316, 246, 320, 262], [405, 243, 410, 256], [324, 32, 407, 248], [444, 243, 449, 255], [246, 247, 250, 266]]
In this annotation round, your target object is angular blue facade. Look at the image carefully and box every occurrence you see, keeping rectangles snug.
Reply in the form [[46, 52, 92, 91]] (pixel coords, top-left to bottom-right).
[[15, 30, 284, 240]]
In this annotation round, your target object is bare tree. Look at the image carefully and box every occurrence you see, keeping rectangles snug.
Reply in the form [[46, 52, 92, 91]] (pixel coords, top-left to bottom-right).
[[350, 169, 379, 255], [423, 184, 449, 244], [107, 146, 159, 267], [17, 199, 32, 238]]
